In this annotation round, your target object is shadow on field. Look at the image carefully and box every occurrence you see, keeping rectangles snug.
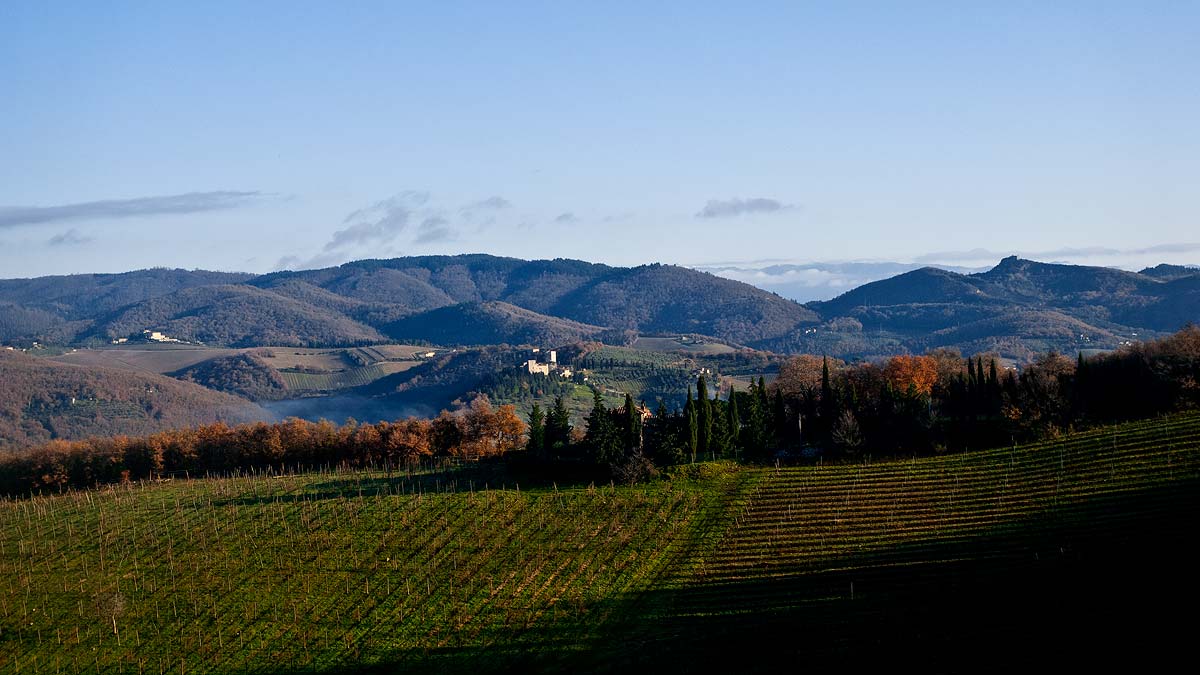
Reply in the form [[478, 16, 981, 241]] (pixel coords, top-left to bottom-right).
[[212, 461, 609, 507], [273, 479, 1200, 674]]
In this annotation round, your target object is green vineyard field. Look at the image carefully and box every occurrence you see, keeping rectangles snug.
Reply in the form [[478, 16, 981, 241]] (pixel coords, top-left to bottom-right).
[[279, 362, 417, 391], [3, 413, 1199, 672]]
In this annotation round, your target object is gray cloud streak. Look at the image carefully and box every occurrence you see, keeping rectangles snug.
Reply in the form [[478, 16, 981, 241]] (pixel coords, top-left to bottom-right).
[[415, 215, 455, 244], [415, 226, 454, 244], [324, 191, 429, 251], [696, 197, 790, 219], [47, 229, 93, 246], [0, 191, 264, 228]]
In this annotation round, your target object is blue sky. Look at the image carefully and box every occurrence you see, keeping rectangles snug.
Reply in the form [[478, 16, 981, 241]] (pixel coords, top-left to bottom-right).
[[1, 2, 1197, 299]]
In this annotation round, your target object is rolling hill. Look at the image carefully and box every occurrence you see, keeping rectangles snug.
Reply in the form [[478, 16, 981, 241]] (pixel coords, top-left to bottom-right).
[[2, 254, 1198, 359], [381, 301, 602, 346], [86, 284, 386, 347], [262, 256, 812, 345], [545, 263, 819, 344], [0, 268, 253, 344], [805, 256, 1200, 356], [0, 350, 267, 451], [1139, 263, 1200, 281], [170, 352, 291, 401]]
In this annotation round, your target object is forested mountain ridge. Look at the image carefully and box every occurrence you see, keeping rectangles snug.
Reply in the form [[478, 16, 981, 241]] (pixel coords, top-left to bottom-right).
[[0, 268, 253, 318], [84, 284, 387, 347], [798, 256, 1200, 358], [0, 256, 808, 349], [1, 254, 1198, 358]]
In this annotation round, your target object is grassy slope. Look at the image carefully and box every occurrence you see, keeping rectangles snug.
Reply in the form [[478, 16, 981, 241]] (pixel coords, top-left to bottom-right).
[[3, 414, 1199, 672]]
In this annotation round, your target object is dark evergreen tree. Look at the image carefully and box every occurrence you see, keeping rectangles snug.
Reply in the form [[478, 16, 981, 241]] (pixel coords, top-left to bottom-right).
[[527, 402, 546, 458], [773, 388, 788, 447], [819, 356, 837, 445], [988, 359, 1003, 415], [623, 393, 642, 452], [755, 376, 770, 450], [647, 401, 686, 466], [727, 387, 741, 455], [745, 385, 767, 458], [684, 386, 699, 463], [696, 374, 713, 460], [709, 395, 730, 459], [545, 396, 572, 456], [584, 389, 622, 466]]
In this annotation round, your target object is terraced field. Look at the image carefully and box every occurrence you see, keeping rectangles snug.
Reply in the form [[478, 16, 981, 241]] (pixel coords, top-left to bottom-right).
[[2, 414, 1198, 673], [278, 362, 419, 391]]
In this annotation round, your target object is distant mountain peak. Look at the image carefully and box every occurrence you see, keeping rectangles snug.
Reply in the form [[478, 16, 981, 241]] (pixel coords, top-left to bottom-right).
[[1139, 263, 1200, 281], [990, 255, 1032, 273]]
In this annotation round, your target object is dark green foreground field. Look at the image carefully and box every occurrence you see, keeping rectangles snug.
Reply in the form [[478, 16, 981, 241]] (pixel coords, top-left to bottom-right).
[[4, 414, 1200, 673]]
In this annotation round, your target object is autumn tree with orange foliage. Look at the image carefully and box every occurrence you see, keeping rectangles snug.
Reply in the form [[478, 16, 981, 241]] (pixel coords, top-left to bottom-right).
[[460, 396, 527, 458], [883, 355, 939, 396], [0, 395, 526, 495], [381, 418, 432, 463]]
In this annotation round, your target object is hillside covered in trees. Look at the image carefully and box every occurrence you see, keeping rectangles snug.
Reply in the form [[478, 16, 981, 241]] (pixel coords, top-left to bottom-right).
[[1, 254, 1198, 359], [381, 301, 603, 346], [170, 351, 290, 401], [0, 252, 1195, 357], [789, 256, 1200, 358], [0, 350, 266, 451]]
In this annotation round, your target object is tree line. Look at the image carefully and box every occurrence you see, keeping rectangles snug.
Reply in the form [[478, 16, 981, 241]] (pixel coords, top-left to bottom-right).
[[0, 397, 525, 495], [769, 326, 1200, 456], [524, 326, 1200, 479], [4, 326, 1197, 494]]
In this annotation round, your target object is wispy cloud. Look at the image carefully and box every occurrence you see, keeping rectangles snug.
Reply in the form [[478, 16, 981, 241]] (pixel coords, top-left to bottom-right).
[[324, 191, 428, 251], [0, 191, 264, 228], [553, 212, 579, 224], [47, 229, 93, 246], [415, 215, 455, 244], [695, 197, 791, 219], [461, 196, 512, 212], [287, 190, 496, 268]]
